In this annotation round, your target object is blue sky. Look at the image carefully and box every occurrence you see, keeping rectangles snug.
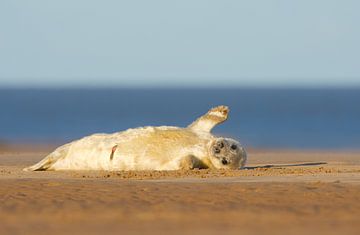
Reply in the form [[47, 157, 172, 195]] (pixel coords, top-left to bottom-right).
[[0, 0, 359, 87]]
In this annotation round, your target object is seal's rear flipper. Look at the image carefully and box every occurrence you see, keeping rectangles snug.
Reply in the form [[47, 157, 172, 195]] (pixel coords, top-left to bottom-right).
[[188, 106, 229, 133], [23, 157, 54, 171], [23, 144, 69, 171]]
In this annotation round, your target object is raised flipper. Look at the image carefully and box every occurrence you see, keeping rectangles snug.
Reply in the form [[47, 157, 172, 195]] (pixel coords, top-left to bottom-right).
[[23, 144, 70, 171], [188, 105, 229, 133]]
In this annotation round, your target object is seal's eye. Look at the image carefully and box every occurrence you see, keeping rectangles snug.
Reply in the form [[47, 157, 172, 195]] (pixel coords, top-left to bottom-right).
[[231, 144, 237, 150], [221, 159, 228, 165]]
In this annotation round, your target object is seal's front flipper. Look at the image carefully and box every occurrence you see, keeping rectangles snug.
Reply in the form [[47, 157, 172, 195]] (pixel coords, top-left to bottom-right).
[[179, 155, 197, 170], [188, 106, 229, 133], [179, 155, 211, 170]]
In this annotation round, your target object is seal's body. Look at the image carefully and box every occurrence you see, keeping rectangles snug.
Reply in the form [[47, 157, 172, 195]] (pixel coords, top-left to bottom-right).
[[24, 106, 247, 171]]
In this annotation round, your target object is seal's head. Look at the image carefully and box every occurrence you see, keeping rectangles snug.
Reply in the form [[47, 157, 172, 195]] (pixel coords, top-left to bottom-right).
[[208, 138, 247, 169]]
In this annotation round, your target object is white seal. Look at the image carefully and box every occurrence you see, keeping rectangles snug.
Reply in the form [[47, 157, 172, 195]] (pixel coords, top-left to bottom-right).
[[24, 106, 247, 171]]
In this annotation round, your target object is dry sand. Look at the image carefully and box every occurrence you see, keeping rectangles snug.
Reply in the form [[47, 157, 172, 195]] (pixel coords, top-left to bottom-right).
[[1, 147, 360, 235]]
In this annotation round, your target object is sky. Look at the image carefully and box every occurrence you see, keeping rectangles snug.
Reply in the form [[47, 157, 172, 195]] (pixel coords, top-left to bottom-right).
[[0, 0, 359, 88]]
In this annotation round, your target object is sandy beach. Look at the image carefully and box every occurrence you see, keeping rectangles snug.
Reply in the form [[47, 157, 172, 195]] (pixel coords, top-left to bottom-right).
[[1, 147, 360, 235]]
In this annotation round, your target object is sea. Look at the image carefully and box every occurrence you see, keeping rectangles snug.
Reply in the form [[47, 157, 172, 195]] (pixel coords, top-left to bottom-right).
[[0, 88, 359, 150]]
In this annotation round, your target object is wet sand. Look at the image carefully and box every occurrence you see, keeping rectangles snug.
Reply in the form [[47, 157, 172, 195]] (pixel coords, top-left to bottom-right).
[[1, 148, 360, 235]]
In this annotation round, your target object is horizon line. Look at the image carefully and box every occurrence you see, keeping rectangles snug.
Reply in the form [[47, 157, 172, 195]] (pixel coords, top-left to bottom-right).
[[1, 85, 360, 90]]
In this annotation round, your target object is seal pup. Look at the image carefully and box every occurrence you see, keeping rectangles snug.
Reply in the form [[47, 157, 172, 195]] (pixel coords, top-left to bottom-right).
[[24, 106, 247, 171]]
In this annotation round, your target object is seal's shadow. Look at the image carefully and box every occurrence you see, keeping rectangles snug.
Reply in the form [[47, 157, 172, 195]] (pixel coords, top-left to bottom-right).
[[245, 162, 327, 170]]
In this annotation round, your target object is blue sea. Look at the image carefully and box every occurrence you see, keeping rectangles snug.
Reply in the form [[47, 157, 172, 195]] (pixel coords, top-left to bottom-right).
[[0, 88, 359, 149]]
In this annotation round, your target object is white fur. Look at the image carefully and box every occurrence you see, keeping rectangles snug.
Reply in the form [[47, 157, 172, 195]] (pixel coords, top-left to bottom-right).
[[24, 106, 247, 171], [25, 126, 214, 171]]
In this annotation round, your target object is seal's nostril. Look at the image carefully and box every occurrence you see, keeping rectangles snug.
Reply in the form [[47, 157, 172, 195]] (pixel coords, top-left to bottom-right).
[[214, 148, 221, 154], [222, 159, 228, 165], [217, 142, 224, 148]]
